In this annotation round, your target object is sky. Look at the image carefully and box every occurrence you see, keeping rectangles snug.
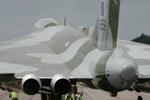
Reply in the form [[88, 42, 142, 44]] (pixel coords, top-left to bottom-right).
[[0, 0, 149, 42]]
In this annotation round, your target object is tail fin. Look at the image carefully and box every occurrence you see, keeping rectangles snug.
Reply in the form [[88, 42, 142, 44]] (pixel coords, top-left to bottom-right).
[[93, 0, 120, 51]]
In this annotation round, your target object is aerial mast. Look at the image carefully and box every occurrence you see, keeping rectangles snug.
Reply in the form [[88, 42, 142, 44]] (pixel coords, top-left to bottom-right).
[[64, 17, 66, 26]]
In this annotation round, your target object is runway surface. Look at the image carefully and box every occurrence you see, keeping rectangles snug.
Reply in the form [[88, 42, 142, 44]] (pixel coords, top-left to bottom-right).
[[0, 88, 150, 100]]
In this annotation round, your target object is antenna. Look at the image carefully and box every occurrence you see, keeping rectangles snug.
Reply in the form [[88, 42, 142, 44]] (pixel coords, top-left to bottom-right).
[[64, 18, 66, 26]]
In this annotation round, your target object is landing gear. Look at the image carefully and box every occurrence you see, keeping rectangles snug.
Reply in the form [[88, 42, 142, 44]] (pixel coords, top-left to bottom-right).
[[40, 92, 62, 100], [137, 96, 143, 100], [40, 81, 78, 100], [110, 92, 117, 97], [71, 84, 78, 99]]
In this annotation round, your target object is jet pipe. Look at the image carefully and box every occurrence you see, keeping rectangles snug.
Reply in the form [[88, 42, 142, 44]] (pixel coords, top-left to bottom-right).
[[51, 74, 71, 94], [21, 74, 41, 95]]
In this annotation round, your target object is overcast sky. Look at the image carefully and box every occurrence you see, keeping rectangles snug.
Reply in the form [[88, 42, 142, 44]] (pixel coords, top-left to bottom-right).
[[0, 0, 149, 42]]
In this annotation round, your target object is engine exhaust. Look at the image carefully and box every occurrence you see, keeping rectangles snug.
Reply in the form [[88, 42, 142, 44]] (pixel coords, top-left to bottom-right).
[[51, 74, 71, 94], [21, 74, 41, 95]]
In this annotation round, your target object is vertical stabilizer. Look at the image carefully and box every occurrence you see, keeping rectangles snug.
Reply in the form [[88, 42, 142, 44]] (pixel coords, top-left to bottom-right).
[[93, 0, 120, 51]]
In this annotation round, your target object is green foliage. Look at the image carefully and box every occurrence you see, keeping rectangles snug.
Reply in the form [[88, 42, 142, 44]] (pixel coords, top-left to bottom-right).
[[132, 33, 150, 45]]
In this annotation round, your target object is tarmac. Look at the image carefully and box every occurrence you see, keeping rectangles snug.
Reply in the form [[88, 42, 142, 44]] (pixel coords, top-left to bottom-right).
[[1, 88, 150, 100]]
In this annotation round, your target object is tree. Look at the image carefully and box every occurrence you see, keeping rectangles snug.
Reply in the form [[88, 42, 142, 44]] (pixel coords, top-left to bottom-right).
[[132, 33, 150, 45]]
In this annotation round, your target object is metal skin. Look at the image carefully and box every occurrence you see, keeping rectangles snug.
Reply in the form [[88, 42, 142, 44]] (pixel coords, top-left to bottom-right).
[[21, 74, 41, 95], [33, 18, 59, 31], [105, 48, 138, 91], [91, 48, 138, 92], [51, 74, 71, 94], [91, 0, 138, 92], [0, 0, 149, 99]]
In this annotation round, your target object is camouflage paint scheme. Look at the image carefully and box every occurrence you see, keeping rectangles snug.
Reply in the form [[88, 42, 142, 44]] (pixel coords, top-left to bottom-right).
[[0, 0, 149, 97]]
